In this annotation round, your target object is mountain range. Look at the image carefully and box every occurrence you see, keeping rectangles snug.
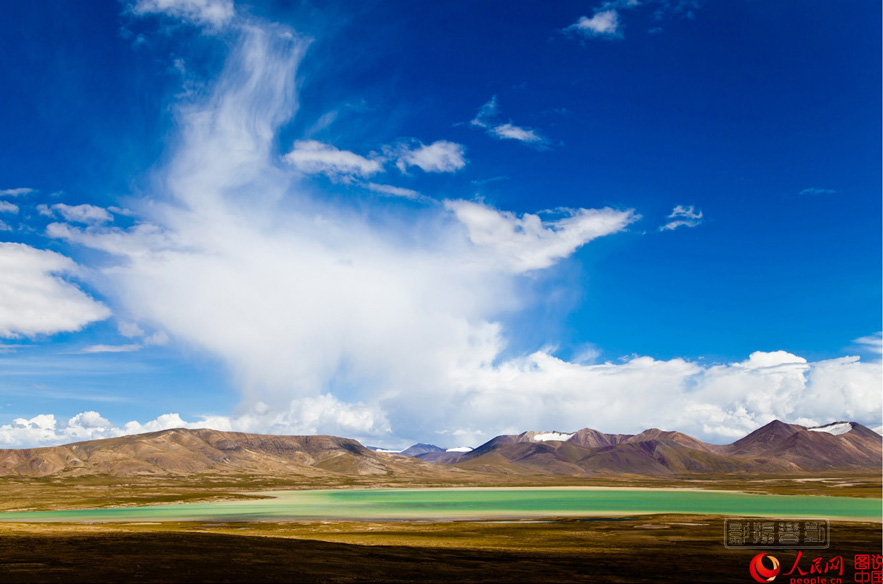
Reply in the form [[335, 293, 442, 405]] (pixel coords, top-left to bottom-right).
[[405, 421, 882, 476], [0, 421, 879, 478]]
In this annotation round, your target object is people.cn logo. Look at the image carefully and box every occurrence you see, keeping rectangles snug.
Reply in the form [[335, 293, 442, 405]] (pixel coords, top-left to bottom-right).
[[749, 553, 781, 583]]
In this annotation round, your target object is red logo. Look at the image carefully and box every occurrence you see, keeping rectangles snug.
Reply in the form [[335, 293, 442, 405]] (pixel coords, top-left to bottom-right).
[[750, 553, 781, 583]]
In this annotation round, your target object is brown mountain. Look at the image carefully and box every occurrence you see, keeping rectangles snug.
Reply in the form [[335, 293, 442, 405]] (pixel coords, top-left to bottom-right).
[[0, 428, 459, 479], [721, 421, 883, 472], [429, 421, 882, 476], [1, 421, 879, 479]]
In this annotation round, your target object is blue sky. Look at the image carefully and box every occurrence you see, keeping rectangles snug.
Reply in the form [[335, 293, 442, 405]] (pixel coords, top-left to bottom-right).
[[0, 0, 880, 448]]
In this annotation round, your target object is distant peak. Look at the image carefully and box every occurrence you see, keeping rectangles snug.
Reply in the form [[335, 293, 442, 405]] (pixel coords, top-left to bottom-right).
[[752, 420, 800, 434]]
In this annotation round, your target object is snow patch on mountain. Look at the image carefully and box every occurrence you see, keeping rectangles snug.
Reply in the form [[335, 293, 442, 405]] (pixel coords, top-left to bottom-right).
[[446, 447, 473, 452], [532, 432, 575, 442], [807, 422, 853, 436]]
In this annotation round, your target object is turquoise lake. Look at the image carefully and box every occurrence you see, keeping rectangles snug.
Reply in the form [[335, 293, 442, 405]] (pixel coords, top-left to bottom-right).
[[1, 488, 879, 522]]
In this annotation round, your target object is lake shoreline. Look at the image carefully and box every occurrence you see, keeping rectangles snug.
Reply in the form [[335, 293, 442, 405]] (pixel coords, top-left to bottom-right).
[[1, 486, 879, 523]]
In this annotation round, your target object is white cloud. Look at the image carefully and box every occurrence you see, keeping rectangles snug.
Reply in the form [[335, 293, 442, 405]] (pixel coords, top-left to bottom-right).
[[50, 203, 113, 225], [471, 96, 547, 147], [118, 321, 145, 338], [2, 349, 879, 448], [423, 349, 882, 445], [0, 242, 111, 338], [0, 398, 389, 448], [566, 10, 622, 39], [0, 188, 34, 197], [853, 332, 882, 356], [73, 344, 143, 354], [566, 0, 701, 40], [109, 206, 137, 217], [445, 200, 638, 273], [364, 182, 424, 200], [145, 331, 170, 346], [47, 23, 520, 426], [394, 140, 467, 173], [69, 324, 169, 354], [206, 395, 391, 437], [659, 204, 703, 231], [122, 412, 192, 435], [65, 411, 114, 441], [283, 140, 384, 181], [0, 411, 190, 447], [0, 414, 61, 447], [0, 220, 11, 232], [131, 0, 234, 29], [0, 201, 19, 214], [46, 221, 173, 258], [470, 96, 500, 129], [491, 123, 545, 144]]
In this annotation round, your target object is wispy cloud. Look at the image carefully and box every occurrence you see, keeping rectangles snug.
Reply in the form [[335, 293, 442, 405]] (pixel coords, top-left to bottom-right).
[[853, 332, 882, 357], [799, 187, 837, 196], [393, 140, 467, 173], [471, 96, 548, 147], [108, 206, 136, 217], [0, 187, 34, 197], [118, 322, 145, 338], [72, 344, 144, 354], [445, 200, 638, 273], [131, 0, 235, 29], [491, 123, 545, 144], [0, 201, 19, 214], [46, 203, 114, 225], [284, 139, 466, 180], [284, 140, 384, 181], [363, 182, 424, 201], [566, 0, 702, 41], [66, 330, 168, 355], [0, 343, 28, 354], [566, 10, 622, 39], [471, 176, 509, 186], [659, 204, 703, 231]]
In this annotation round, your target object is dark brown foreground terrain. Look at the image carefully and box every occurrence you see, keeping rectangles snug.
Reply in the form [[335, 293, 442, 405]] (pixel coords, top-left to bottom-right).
[[0, 516, 879, 583]]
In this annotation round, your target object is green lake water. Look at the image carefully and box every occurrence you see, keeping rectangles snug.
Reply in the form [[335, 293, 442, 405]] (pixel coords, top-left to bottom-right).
[[0, 488, 879, 523]]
